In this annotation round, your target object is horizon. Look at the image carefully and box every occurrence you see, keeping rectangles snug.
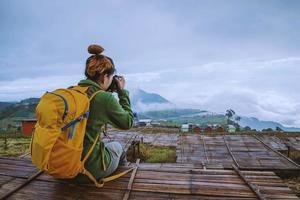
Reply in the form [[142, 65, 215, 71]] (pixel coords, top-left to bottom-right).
[[1, 0, 300, 127]]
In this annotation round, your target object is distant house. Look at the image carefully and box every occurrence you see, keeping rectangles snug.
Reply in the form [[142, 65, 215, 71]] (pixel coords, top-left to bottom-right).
[[192, 126, 201, 133], [138, 119, 152, 127], [150, 121, 161, 127], [216, 126, 225, 132], [181, 124, 189, 133], [228, 125, 236, 133], [20, 119, 37, 135], [204, 126, 213, 133]]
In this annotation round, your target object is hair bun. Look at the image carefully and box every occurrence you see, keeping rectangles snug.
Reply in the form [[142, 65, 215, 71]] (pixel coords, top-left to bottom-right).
[[88, 44, 104, 55]]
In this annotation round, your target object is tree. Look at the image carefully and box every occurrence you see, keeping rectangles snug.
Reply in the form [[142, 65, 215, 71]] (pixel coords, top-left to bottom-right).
[[276, 126, 283, 132], [225, 109, 241, 131]]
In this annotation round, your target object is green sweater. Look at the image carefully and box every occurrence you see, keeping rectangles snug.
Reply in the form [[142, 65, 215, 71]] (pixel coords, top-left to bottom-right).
[[72, 79, 134, 183]]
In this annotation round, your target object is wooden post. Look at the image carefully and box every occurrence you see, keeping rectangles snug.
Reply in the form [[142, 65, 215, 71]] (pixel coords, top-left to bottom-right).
[[287, 146, 291, 158], [133, 141, 136, 159], [4, 132, 8, 150], [137, 141, 140, 158]]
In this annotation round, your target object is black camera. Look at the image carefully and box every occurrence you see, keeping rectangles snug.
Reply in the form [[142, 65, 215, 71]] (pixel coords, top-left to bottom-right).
[[108, 75, 121, 92]]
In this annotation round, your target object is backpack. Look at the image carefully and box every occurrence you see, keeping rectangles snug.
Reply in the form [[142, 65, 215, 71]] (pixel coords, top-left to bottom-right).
[[30, 85, 134, 187]]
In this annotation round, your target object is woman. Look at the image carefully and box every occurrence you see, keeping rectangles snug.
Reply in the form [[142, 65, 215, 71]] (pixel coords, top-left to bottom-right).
[[72, 44, 134, 183]]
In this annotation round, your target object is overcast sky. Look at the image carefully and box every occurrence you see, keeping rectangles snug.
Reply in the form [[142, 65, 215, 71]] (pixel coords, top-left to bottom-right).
[[1, 0, 300, 127]]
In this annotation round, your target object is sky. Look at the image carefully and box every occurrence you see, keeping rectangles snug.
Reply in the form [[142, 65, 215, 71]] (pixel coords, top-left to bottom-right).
[[1, 0, 300, 127]]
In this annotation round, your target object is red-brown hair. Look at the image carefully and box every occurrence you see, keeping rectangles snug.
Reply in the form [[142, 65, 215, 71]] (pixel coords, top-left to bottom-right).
[[85, 44, 116, 83]]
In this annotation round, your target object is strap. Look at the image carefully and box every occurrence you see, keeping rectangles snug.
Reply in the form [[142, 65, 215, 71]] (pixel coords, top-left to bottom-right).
[[61, 111, 89, 131], [82, 132, 107, 171], [82, 134, 100, 164], [81, 166, 136, 188], [89, 90, 103, 100], [47, 91, 68, 120], [70, 85, 103, 100]]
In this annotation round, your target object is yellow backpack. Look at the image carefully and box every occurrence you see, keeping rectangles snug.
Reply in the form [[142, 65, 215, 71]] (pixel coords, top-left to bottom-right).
[[30, 86, 134, 187]]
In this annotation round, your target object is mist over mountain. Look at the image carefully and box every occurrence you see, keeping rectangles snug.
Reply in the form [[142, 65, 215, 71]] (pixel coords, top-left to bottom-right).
[[0, 89, 299, 131], [129, 88, 175, 112], [239, 116, 300, 132]]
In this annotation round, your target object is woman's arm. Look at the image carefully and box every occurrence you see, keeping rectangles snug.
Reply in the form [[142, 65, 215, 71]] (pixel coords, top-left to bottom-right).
[[104, 89, 134, 130]]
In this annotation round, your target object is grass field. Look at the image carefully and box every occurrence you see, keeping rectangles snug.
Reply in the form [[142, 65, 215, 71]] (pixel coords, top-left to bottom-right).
[[0, 133, 31, 157]]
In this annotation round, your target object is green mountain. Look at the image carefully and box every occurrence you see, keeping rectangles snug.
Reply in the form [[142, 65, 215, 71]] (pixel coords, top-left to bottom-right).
[[137, 109, 227, 126], [130, 89, 170, 105], [0, 102, 15, 112]]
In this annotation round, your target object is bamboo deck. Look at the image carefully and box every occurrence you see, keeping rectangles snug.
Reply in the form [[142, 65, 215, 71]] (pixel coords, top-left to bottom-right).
[[285, 137, 300, 151], [176, 134, 300, 170], [102, 131, 178, 147], [102, 132, 300, 171], [256, 135, 288, 151], [0, 157, 298, 200]]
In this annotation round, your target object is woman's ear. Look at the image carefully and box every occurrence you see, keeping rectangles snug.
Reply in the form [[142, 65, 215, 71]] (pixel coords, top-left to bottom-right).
[[98, 74, 105, 84]]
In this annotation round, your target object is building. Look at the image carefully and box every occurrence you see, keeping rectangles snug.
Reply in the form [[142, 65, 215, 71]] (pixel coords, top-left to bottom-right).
[[192, 126, 201, 133], [228, 125, 236, 133], [181, 124, 189, 133], [216, 126, 225, 132], [204, 126, 213, 133], [20, 119, 37, 135], [138, 119, 152, 127]]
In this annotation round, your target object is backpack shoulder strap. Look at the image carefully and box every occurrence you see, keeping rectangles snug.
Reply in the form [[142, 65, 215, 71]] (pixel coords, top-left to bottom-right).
[[69, 85, 103, 101], [89, 90, 103, 101]]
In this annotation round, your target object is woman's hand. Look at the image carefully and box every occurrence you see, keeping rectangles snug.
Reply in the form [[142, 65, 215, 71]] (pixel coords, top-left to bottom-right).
[[115, 76, 125, 91]]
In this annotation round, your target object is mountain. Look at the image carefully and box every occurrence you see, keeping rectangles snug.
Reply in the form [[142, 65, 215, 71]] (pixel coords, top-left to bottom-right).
[[138, 109, 300, 132], [19, 98, 40, 105], [0, 98, 38, 120], [130, 89, 170, 104], [138, 109, 207, 120], [0, 102, 15, 112], [129, 89, 174, 112], [239, 116, 300, 132], [137, 109, 226, 126]]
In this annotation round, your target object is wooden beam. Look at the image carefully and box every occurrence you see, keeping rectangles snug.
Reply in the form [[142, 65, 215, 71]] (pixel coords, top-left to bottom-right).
[[124, 134, 138, 153], [0, 170, 43, 199], [232, 164, 267, 200], [122, 159, 140, 200], [252, 134, 300, 169], [223, 136, 240, 168], [201, 135, 209, 163]]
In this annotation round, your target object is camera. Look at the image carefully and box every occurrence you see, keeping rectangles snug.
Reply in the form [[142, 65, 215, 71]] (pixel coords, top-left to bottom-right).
[[108, 75, 121, 92]]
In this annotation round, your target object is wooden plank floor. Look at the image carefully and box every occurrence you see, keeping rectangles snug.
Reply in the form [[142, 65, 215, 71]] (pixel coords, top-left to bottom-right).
[[285, 137, 300, 151], [177, 134, 300, 170], [0, 157, 298, 200], [102, 131, 178, 147], [256, 135, 288, 151], [101, 132, 300, 170]]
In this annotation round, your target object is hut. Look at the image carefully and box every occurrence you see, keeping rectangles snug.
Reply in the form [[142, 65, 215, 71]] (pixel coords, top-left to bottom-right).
[[216, 126, 225, 132], [181, 124, 189, 133], [20, 119, 37, 135], [204, 126, 213, 133], [228, 125, 236, 133], [192, 126, 201, 133], [138, 119, 152, 127]]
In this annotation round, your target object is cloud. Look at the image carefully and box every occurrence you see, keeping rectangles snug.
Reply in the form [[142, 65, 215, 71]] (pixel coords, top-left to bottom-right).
[[124, 57, 300, 127], [0, 74, 83, 101], [1, 1, 300, 127]]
